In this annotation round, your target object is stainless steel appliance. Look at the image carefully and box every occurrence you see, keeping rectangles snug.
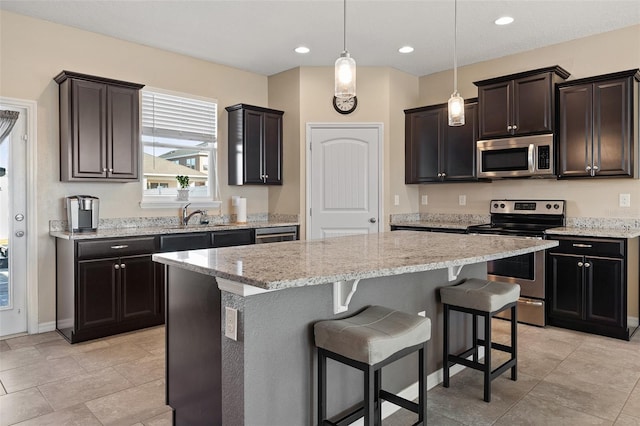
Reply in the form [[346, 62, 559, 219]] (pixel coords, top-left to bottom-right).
[[66, 195, 99, 232], [468, 199, 566, 326], [254, 226, 298, 244], [477, 134, 554, 178]]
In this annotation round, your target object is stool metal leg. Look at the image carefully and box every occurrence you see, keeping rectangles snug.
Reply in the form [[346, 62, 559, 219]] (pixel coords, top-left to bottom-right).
[[511, 304, 517, 381], [364, 366, 375, 425], [443, 303, 450, 388], [483, 313, 491, 403], [472, 314, 478, 362], [418, 343, 428, 424], [375, 369, 382, 426], [318, 349, 327, 425]]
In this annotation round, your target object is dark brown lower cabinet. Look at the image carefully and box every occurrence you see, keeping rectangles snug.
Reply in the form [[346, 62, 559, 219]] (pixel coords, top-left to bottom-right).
[[546, 236, 637, 340], [57, 237, 163, 343]]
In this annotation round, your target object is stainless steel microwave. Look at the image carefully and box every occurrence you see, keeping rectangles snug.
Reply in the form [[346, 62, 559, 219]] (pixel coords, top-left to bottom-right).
[[477, 134, 554, 178]]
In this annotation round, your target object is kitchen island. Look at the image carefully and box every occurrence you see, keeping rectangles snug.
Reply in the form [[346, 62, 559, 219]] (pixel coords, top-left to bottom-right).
[[153, 231, 557, 425]]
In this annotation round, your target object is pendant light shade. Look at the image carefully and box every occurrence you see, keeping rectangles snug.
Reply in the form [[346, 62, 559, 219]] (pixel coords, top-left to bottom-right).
[[335, 0, 356, 98], [448, 0, 465, 126]]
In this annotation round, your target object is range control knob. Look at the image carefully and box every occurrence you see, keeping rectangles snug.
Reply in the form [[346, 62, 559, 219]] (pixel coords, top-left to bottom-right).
[[553, 204, 560, 210], [493, 203, 499, 208], [500, 203, 506, 209], [546, 204, 552, 209]]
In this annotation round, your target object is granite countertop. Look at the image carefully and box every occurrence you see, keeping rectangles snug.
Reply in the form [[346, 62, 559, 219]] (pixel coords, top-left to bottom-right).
[[50, 221, 299, 240], [153, 231, 558, 291], [545, 226, 640, 239]]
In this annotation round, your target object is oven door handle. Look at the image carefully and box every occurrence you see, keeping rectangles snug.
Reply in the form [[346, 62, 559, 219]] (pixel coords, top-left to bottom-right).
[[520, 299, 544, 307], [528, 144, 535, 173]]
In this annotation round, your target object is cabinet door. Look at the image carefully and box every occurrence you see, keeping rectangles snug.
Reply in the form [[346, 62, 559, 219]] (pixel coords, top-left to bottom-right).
[[513, 73, 553, 135], [478, 80, 511, 139], [548, 253, 584, 320], [442, 102, 478, 180], [593, 78, 633, 176], [263, 112, 282, 184], [405, 108, 441, 183], [585, 256, 624, 326], [120, 255, 160, 321], [107, 85, 139, 180], [557, 84, 593, 177], [243, 110, 265, 184], [77, 258, 118, 330], [71, 79, 107, 178]]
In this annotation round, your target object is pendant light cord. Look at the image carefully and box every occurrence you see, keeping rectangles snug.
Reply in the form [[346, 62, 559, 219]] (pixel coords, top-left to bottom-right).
[[343, 0, 347, 52], [453, 0, 458, 93]]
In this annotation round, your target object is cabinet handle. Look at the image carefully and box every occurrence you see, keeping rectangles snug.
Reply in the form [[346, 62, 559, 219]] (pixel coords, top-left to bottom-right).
[[577, 261, 584, 267], [102, 167, 108, 172], [572, 243, 592, 248], [507, 125, 513, 130], [120, 263, 126, 269], [592, 165, 599, 172], [512, 125, 517, 130], [584, 262, 591, 268], [437, 173, 442, 177], [108, 168, 113, 173], [264, 174, 268, 179], [441, 172, 446, 178], [585, 165, 592, 172], [114, 264, 120, 270], [110, 245, 129, 249]]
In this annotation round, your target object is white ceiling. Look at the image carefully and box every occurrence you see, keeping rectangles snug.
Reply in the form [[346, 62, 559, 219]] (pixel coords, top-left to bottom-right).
[[1, 0, 639, 77]]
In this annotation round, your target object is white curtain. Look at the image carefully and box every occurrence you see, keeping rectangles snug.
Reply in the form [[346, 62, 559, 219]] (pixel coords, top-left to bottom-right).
[[0, 110, 19, 143]]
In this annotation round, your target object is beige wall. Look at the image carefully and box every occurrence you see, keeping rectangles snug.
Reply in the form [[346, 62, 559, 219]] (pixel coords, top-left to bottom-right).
[[417, 25, 640, 219], [0, 11, 271, 325]]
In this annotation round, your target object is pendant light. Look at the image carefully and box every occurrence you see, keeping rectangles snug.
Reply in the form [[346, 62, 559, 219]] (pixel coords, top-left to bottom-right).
[[448, 0, 465, 126], [335, 0, 356, 98]]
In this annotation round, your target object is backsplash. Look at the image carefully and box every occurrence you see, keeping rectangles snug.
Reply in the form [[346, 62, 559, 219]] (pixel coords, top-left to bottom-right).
[[50, 213, 300, 232]]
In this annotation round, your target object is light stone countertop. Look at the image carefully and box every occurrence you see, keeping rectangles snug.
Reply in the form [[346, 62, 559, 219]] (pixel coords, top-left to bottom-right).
[[50, 221, 299, 240], [153, 231, 558, 291], [545, 226, 640, 239]]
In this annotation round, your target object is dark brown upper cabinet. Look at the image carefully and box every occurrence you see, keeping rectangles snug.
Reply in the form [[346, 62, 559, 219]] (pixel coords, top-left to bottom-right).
[[226, 104, 284, 185], [405, 99, 480, 183], [474, 66, 570, 140], [54, 71, 144, 182], [556, 69, 639, 179]]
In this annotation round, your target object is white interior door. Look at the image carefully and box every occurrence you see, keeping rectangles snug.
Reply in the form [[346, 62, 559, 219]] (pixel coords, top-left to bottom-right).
[[0, 105, 28, 336], [307, 123, 382, 240]]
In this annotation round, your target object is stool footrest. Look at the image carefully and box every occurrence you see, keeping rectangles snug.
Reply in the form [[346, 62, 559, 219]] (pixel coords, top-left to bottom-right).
[[379, 389, 419, 413], [328, 403, 369, 426], [476, 339, 513, 354]]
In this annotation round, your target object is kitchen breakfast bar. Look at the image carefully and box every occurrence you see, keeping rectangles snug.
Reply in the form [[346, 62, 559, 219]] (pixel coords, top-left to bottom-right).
[[152, 231, 557, 425]]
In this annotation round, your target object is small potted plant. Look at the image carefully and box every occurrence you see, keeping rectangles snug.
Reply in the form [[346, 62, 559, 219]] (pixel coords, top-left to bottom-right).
[[176, 175, 190, 201]]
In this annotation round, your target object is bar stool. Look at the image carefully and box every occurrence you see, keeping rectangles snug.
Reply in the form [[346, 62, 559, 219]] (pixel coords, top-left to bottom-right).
[[314, 305, 431, 426], [439, 278, 520, 402]]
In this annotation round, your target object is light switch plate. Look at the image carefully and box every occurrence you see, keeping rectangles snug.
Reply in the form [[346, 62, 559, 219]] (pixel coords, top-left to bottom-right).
[[421, 195, 428, 205], [394, 195, 400, 206], [459, 195, 466, 206]]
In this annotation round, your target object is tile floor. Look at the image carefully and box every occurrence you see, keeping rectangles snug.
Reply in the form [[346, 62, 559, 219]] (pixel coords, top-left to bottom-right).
[[0, 321, 639, 425]]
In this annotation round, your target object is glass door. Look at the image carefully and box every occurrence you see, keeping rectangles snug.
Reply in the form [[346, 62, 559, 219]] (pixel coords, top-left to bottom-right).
[[0, 105, 28, 336]]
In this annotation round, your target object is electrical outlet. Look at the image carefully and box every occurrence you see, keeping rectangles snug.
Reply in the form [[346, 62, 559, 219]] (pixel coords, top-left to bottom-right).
[[619, 193, 631, 207], [394, 195, 400, 206], [225, 306, 238, 340], [459, 195, 466, 206], [421, 195, 428, 205], [418, 311, 426, 317]]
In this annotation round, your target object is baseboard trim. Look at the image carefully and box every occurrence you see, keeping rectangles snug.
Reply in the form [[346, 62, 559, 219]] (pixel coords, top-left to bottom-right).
[[38, 321, 56, 333], [347, 348, 485, 425], [629, 316, 639, 328]]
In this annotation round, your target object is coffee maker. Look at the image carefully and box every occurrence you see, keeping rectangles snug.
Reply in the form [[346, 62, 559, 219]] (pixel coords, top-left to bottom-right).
[[66, 195, 99, 232]]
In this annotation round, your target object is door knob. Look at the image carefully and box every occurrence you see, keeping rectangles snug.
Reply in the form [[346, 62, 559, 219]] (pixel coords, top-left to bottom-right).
[[577, 261, 584, 267], [369, 218, 377, 223], [15, 231, 24, 237]]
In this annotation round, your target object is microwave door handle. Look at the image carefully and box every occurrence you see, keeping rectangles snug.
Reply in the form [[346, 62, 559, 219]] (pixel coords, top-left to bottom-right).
[[528, 144, 535, 173]]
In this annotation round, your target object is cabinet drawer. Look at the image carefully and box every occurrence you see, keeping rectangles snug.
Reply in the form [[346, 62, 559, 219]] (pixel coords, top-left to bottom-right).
[[550, 237, 625, 258], [159, 232, 212, 252], [77, 237, 157, 259], [212, 229, 254, 248]]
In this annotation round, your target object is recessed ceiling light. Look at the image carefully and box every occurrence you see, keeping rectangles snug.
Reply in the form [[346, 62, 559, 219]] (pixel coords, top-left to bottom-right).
[[294, 46, 310, 54], [398, 46, 414, 54], [495, 16, 514, 26]]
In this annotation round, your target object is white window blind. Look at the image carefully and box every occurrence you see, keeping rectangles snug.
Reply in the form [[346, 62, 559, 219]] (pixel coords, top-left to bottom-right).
[[141, 90, 217, 143]]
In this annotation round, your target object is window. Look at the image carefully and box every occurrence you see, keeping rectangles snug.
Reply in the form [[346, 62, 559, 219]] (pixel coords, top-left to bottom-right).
[[141, 88, 219, 206]]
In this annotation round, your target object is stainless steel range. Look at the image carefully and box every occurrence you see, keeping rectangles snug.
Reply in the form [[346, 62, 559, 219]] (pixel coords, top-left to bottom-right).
[[468, 199, 566, 327]]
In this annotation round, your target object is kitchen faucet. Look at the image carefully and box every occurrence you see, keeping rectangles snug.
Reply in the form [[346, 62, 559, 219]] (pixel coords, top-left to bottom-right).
[[182, 203, 206, 226]]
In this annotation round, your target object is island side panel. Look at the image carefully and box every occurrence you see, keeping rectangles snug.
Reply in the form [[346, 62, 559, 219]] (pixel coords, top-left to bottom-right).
[[166, 266, 222, 425], [221, 263, 485, 426]]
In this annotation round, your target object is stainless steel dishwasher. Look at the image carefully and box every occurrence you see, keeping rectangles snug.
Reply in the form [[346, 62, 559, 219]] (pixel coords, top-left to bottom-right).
[[254, 226, 298, 244]]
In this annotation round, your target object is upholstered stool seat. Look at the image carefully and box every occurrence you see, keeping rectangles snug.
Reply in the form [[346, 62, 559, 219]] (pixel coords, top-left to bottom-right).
[[315, 305, 431, 425], [440, 278, 520, 402]]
